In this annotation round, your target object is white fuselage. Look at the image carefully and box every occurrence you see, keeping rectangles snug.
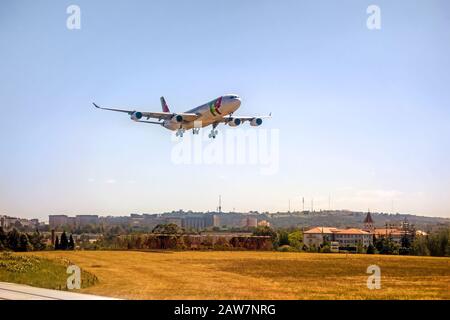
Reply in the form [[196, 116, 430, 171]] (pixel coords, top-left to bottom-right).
[[162, 94, 241, 130]]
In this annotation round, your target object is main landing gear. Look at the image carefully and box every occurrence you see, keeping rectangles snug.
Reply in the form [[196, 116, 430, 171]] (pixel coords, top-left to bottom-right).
[[175, 128, 185, 137], [176, 125, 218, 138], [208, 129, 218, 139], [208, 123, 219, 139]]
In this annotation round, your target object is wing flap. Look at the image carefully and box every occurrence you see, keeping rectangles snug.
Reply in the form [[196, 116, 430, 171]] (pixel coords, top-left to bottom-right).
[[141, 111, 199, 122]]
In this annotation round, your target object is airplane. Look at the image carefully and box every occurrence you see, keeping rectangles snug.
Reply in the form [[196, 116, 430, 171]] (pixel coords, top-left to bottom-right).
[[93, 94, 270, 138]]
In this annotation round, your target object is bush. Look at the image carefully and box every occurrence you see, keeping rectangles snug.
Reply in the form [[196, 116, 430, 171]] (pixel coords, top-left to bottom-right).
[[253, 226, 277, 242], [399, 247, 411, 255], [277, 231, 290, 247], [277, 245, 297, 252], [288, 231, 303, 250]]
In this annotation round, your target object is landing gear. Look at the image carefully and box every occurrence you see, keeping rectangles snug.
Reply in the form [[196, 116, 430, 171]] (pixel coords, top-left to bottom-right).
[[208, 123, 219, 139], [175, 128, 185, 137], [208, 129, 218, 139], [192, 128, 200, 135]]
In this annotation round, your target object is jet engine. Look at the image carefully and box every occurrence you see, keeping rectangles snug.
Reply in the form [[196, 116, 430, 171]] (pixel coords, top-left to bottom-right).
[[250, 118, 263, 126], [228, 118, 241, 127], [130, 111, 143, 121], [171, 114, 183, 123]]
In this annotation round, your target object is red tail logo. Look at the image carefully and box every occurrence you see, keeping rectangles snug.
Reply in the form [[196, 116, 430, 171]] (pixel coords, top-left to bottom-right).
[[160, 97, 170, 112]]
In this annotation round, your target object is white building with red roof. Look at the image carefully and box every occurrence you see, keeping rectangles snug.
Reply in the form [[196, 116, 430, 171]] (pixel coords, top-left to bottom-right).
[[304, 226, 373, 248], [303, 212, 375, 248]]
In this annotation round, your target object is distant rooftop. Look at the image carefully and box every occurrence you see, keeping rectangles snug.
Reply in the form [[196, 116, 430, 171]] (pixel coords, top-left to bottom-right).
[[364, 211, 374, 224]]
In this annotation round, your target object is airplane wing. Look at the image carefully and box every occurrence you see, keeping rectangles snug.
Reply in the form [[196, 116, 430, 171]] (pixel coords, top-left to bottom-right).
[[219, 113, 272, 123], [92, 103, 199, 122]]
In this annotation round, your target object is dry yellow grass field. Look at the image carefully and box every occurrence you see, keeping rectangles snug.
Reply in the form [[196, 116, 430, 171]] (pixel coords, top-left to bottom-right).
[[28, 251, 450, 300]]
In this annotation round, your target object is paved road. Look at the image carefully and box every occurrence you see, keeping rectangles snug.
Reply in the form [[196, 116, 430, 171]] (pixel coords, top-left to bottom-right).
[[0, 282, 119, 300]]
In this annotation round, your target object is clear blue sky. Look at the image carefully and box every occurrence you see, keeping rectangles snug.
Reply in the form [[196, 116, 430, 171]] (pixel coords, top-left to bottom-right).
[[1, 0, 449, 220]]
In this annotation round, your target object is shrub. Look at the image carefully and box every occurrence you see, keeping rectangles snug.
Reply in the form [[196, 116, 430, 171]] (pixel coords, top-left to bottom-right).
[[277, 245, 297, 252], [288, 231, 303, 249]]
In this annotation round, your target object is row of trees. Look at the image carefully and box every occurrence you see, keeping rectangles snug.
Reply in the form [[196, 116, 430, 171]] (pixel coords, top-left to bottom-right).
[[408, 229, 449, 256], [54, 231, 75, 250], [0, 227, 46, 252], [95, 234, 272, 251], [373, 229, 449, 256], [91, 224, 272, 250], [0, 227, 77, 252], [253, 226, 303, 249]]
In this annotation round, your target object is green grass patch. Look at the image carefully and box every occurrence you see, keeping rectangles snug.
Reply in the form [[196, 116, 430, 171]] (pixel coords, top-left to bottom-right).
[[0, 252, 98, 290]]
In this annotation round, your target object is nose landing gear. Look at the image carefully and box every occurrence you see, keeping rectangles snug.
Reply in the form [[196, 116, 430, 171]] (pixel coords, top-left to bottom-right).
[[192, 128, 200, 135]]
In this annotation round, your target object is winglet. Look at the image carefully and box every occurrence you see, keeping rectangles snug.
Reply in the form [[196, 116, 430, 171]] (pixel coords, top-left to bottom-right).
[[93, 102, 101, 109]]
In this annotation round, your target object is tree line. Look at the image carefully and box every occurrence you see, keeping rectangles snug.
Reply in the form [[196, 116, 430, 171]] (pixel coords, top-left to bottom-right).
[[0, 227, 46, 252], [54, 231, 75, 250], [0, 227, 76, 252], [91, 224, 272, 250]]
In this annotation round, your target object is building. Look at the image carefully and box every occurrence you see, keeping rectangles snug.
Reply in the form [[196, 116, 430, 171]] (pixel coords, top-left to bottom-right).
[[0, 215, 8, 229], [303, 227, 373, 248], [1, 215, 40, 230], [49, 215, 70, 229], [182, 215, 219, 231], [75, 215, 99, 227], [49, 214, 97, 229], [373, 218, 425, 245], [333, 228, 373, 247], [363, 211, 375, 232], [257, 220, 271, 227], [373, 226, 426, 244], [373, 227, 403, 244], [304, 212, 376, 248], [303, 227, 338, 247], [240, 217, 258, 228], [16, 218, 39, 228]]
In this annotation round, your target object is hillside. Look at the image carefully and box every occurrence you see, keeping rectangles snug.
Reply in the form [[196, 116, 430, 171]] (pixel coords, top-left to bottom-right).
[[262, 211, 450, 230]]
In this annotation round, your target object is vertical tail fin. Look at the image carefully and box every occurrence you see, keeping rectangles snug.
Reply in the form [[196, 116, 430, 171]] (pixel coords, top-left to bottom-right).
[[160, 96, 170, 113]]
